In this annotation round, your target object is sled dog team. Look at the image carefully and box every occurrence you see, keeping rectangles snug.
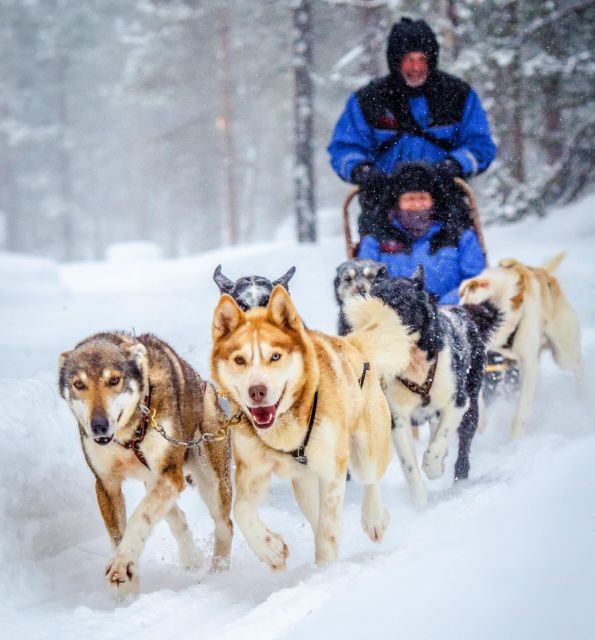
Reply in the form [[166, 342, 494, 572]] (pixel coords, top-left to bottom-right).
[[59, 254, 582, 598]]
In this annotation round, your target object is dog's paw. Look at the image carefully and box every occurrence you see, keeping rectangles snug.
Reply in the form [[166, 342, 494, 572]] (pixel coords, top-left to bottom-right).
[[106, 554, 139, 597], [361, 506, 389, 543], [255, 532, 289, 571], [179, 543, 204, 571], [411, 484, 428, 511], [422, 449, 445, 480], [208, 552, 231, 574], [509, 422, 526, 440]]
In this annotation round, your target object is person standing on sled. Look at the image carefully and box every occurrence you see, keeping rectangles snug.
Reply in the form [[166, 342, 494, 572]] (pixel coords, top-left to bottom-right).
[[327, 17, 497, 216], [357, 162, 486, 305]]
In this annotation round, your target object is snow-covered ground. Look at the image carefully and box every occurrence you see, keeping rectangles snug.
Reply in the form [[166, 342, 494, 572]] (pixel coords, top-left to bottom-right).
[[1, 197, 594, 639]]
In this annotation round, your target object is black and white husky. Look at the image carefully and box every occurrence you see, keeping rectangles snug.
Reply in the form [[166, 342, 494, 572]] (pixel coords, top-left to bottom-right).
[[345, 265, 500, 509], [213, 265, 296, 310]]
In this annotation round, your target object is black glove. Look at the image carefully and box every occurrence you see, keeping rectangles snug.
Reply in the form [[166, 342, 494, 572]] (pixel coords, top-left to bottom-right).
[[351, 163, 387, 190], [436, 157, 464, 180], [352, 163, 389, 212], [434, 158, 464, 197]]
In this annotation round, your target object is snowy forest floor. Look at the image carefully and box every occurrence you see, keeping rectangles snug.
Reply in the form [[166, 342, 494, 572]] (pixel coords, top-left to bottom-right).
[[1, 195, 594, 640]]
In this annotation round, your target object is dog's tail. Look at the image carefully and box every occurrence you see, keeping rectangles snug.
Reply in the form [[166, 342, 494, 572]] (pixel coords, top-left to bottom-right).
[[542, 251, 567, 274], [343, 296, 413, 378], [462, 301, 502, 344]]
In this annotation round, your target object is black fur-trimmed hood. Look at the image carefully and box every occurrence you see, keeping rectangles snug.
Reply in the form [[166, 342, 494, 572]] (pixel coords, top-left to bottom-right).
[[386, 18, 440, 73], [356, 71, 470, 130]]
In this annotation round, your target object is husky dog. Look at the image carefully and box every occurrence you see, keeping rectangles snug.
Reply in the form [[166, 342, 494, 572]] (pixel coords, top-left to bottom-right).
[[213, 264, 296, 311], [59, 332, 233, 598], [334, 259, 388, 335], [345, 266, 500, 509], [460, 252, 582, 439], [210, 285, 403, 569]]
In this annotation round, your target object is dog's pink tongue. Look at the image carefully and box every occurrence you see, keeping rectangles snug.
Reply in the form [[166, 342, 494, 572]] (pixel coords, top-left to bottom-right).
[[249, 406, 276, 428]]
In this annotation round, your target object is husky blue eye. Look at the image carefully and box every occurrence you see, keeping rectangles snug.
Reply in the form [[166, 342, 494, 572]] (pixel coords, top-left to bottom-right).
[[271, 353, 281, 362]]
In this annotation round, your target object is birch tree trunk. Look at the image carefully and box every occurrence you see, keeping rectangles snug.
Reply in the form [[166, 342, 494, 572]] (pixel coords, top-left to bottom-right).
[[57, 53, 75, 261], [359, 0, 387, 78], [217, 7, 238, 246], [291, 0, 316, 243]]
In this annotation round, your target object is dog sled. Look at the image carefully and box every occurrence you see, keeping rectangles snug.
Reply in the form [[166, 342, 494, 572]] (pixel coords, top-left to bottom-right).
[[341, 177, 519, 401]]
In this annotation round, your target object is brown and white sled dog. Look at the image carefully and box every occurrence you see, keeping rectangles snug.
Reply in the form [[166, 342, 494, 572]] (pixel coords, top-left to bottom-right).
[[59, 332, 233, 598], [211, 285, 401, 569], [459, 252, 582, 439]]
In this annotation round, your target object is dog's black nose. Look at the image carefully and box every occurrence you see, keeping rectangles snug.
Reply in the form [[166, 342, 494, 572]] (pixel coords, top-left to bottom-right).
[[91, 415, 110, 436], [249, 385, 267, 403]]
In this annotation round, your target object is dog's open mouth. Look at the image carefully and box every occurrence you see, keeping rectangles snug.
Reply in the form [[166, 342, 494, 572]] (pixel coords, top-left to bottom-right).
[[248, 389, 284, 429], [249, 406, 277, 428], [93, 435, 114, 446]]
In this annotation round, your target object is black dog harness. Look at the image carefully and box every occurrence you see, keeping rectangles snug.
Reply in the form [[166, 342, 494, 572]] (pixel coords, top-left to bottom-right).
[[288, 390, 319, 465], [502, 324, 519, 350], [288, 361, 370, 465]]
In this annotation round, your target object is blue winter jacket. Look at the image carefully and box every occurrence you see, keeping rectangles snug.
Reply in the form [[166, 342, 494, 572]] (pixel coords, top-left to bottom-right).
[[357, 221, 486, 304], [328, 72, 496, 182]]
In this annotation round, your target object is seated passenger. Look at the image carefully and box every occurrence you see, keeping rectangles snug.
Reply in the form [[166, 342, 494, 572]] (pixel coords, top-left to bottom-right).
[[357, 162, 486, 304]]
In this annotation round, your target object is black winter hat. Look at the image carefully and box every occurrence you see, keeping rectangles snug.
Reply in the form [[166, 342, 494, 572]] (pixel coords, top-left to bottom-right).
[[388, 162, 437, 199], [386, 17, 440, 75]]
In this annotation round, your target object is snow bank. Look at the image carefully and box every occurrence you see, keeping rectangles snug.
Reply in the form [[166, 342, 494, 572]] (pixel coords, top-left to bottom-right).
[[0, 252, 64, 298], [1, 194, 594, 639]]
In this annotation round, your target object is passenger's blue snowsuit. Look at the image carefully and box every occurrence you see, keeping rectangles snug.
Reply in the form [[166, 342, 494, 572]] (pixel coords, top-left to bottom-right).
[[357, 220, 486, 304], [328, 72, 496, 183]]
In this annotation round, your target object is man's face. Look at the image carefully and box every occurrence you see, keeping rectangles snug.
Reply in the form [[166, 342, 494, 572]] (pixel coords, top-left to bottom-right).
[[400, 52, 429, 87]]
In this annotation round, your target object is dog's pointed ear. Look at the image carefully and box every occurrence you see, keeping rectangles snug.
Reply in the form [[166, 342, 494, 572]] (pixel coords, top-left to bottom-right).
[[459, 277, 489, 298], [375, 265, 388, 281], [498, 258, 518, 270], [58, 351, 70, 370], [272, 266, 296, 290], [213, 264, 234, 294], [412, 264, 425, 290], [212, 293, 243, 341], [267, 284, 302, 332], [58, 351, 71, 398], [122, 342, 147, 367]]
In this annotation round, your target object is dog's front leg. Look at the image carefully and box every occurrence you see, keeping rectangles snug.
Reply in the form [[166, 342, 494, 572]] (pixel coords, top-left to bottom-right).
[[391, 416, 427, 510], [423, 404, 465, 480], [105, 462, 184, 597], [95, 479, 126, 549], [454, 396, 480, 480], [234, 460, 288, 570], [315, 471, 347, 566], [164, 503, 204, 570], [292, 473, 320, 534]]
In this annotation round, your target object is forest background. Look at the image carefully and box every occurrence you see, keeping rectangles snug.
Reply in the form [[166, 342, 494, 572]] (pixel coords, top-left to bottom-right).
[[1, 0, 593, 260]]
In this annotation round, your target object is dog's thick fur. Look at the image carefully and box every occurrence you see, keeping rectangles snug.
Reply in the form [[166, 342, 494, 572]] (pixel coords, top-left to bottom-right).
[[213, 264, 296, 311], [334, 259, 388, 335], [459, 252, 582, 438], [59, 332, 233, 597], [211, 285, 402, 569], [345, 266, 500, 509]]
